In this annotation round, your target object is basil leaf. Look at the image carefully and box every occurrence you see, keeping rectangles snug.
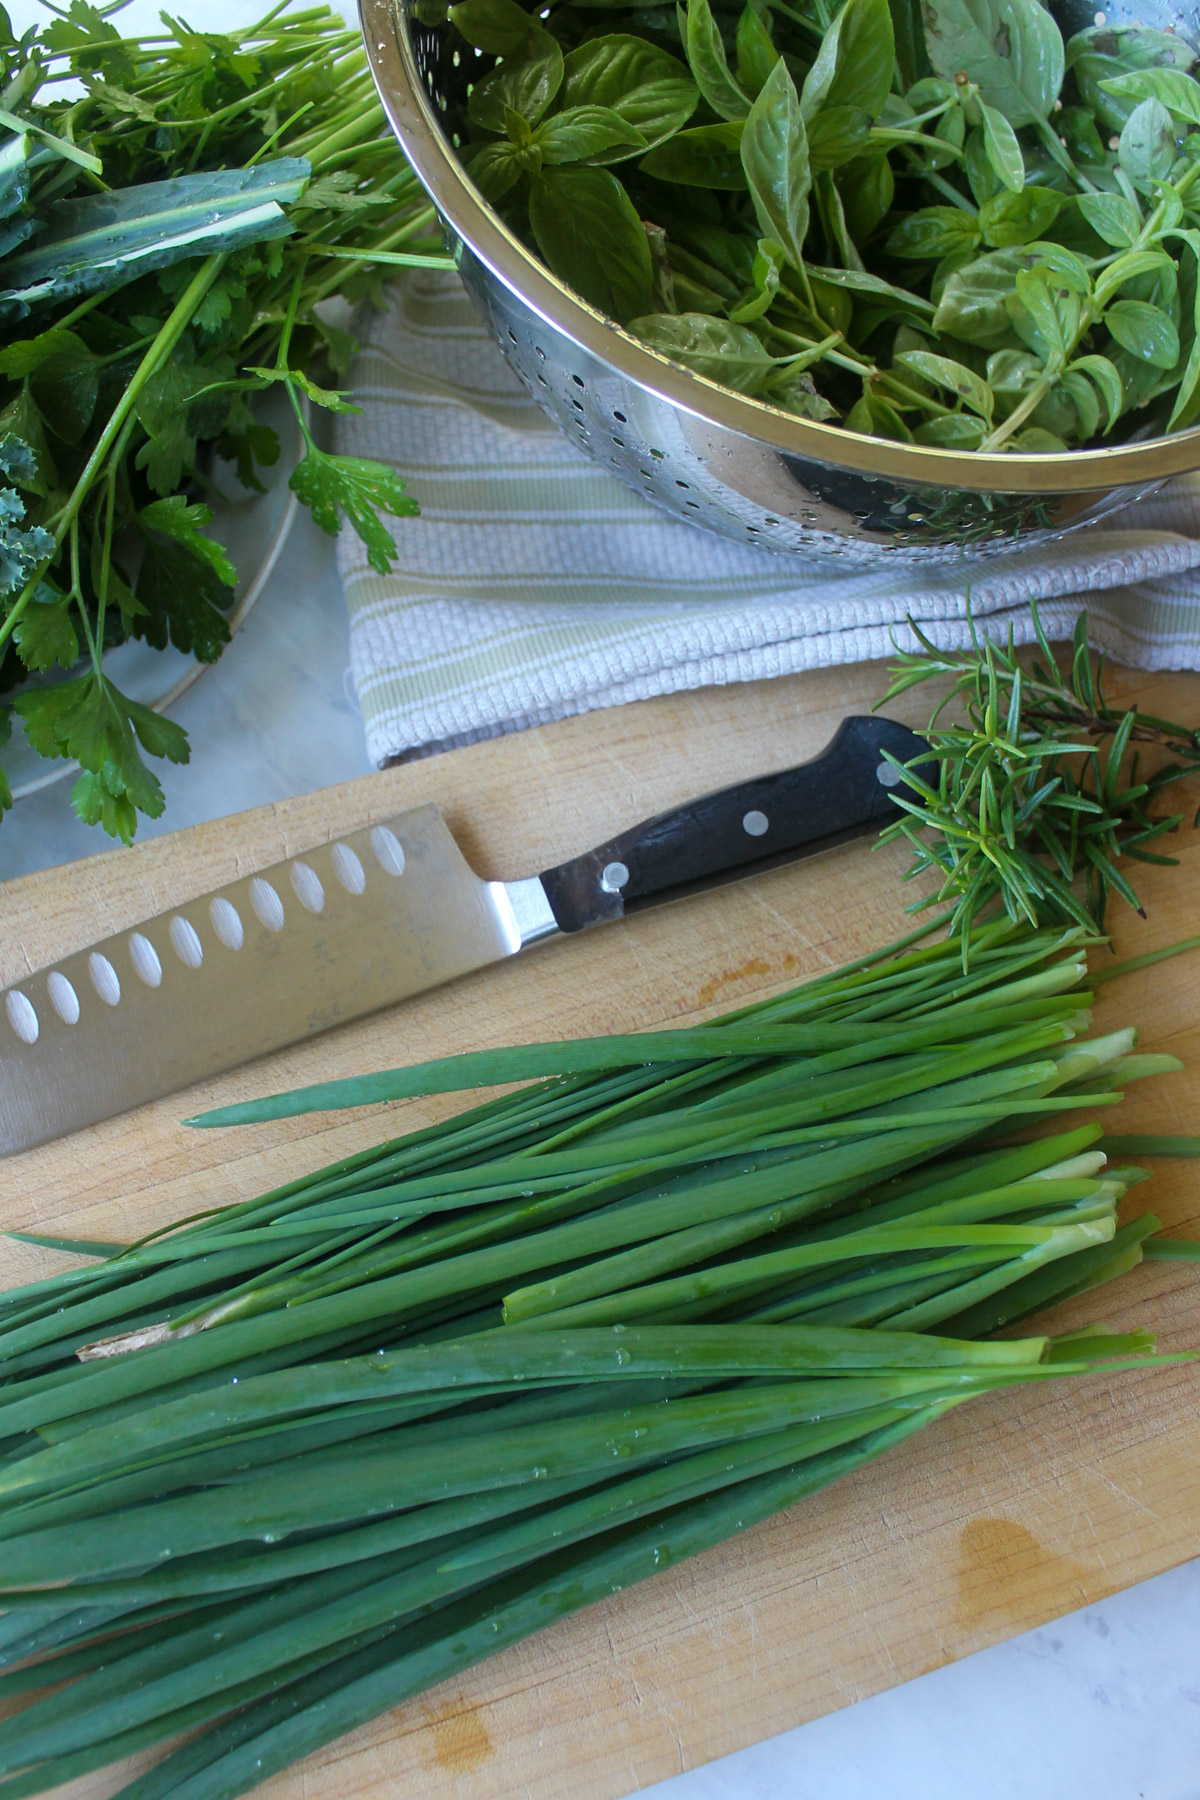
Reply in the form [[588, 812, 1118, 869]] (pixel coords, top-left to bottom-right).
[[449, 0, 544, 54], [1093, 246, 1175, 308], [933, 247, 1028, 346], [528, 167, 654, 322], [1071, 352, 1125, 430], [808, 271, 854, 334], [736, 4, 780, 96], [1166, 230, 1200, 429], [886, 204, 982, 259], [740, 57, 811, 270], [980, 100, 1025, 193], [1059, 366, 1101, 438], [1117, 96, 1179, 191], [801, 0, 895, 122], [1010, 424, 1067, 449], [922, 0, 1063, 127], [670, 220, 757, 289], [535, 105, 648, 165], [1058, 104, 1107, 166], [729, 236, 784, 322], [808, 261, 935, 314], [807, 105, 873, 169], [817, 167, 865, 271], [639, 121, 748, 187], [978, 184, 1061, 246], [838, 147, 895, 239], [894, 347, 994, 418], [1100, 68, 1200, 129], [1068, 24, 1197, 132], [1010, 263, 1074, 361], [1105, 297, 1180, 369], [765, 364, 839, 417], [629, 311, 777, 391], [986, 346, 1042, 390], [561, 34, 698, 158], [685, 0, 753, 121], [1077, 189, 1142, 248], [913, 411, 986, 446], [468, 30, 564, 131], [963, 123, 1003, 203]]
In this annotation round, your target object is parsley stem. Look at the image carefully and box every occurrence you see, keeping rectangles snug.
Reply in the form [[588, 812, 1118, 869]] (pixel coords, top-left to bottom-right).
[[70, 518, 102, 674]]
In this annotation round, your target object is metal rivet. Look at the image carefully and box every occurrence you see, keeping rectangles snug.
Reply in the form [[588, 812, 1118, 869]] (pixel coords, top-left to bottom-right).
[[129, 933, 163, 988], [600, 861, 629, 893], [291, 861, 325, 914], [876, 762, 903, 789], [89, 953, 121, 1006], [209, 897, 244, 950], [249, 878, 285, 932], [331, 842, 366, 895], [370, 826, 405, 876], [742, 810, 769, 837], [5, 990, 38, 1044], [47, 972, 80, 1024], [169, 918, 203, 970]]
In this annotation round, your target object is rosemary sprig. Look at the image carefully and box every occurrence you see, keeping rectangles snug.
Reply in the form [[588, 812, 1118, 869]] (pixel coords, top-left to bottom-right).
[[876, 605, 1200, 955]]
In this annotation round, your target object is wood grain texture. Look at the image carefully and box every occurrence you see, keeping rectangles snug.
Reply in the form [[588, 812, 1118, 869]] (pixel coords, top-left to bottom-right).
[[2, 659, 1200, 1800]]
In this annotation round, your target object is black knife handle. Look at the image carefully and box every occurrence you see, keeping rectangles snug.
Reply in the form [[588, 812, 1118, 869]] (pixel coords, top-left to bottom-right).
[[538, 715, 933, 933]]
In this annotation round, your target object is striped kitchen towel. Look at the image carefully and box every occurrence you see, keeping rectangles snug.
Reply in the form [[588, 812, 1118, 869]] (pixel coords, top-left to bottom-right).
[[334, 269, 1200, 769]]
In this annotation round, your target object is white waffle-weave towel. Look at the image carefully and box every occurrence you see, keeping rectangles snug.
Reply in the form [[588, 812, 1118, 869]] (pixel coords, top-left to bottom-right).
[[334, 270, 1200, 768]]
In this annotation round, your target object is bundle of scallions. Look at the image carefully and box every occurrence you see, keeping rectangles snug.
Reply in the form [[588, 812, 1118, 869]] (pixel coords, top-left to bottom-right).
[[0, 917, 1192, 1799]]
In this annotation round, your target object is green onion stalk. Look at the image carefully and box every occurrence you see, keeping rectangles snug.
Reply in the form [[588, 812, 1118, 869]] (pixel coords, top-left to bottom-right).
[[0, 917, 1192, 1798]]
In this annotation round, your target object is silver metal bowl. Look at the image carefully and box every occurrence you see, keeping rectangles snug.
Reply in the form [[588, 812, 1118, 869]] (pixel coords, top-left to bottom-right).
[[362, 0, 1200, 563]]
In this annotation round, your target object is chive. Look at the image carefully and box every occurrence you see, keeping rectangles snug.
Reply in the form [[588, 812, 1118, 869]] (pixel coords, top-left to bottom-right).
[[0, 919, 1184, 1800]]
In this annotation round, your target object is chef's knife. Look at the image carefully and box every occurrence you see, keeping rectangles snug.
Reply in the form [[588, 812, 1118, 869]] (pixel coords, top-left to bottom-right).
[[0, 715, 931, 1156]]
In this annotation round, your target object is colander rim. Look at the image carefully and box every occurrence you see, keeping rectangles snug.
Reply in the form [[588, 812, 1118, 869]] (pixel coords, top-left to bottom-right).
[[361, 0, 1200, 498]]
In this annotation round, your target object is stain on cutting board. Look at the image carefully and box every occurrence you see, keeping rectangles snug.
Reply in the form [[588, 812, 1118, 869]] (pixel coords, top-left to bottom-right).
[[956, 1518, 1091, 1635], [422, 1698, 494, 1776]]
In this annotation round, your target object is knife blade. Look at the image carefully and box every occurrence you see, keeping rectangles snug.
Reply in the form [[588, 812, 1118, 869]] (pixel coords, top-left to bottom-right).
[[0, 715, 931, 1156]]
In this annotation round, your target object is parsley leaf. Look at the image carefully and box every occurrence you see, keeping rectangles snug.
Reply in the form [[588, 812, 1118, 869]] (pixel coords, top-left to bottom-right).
[[133, 359, 210, 494], [246, 365, 362, 413], [15, 670, 189, 845], [12, 581, 79, 671], [140, 496, 238, 588], [0, 329, 101, 445], [289, 443, 418, 574], [216, 389, 280, 493], [134, 534, 234, 663]]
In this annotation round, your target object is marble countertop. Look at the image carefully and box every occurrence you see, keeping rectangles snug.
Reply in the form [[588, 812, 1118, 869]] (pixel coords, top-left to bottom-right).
[[5, 0, 1200, 1788]]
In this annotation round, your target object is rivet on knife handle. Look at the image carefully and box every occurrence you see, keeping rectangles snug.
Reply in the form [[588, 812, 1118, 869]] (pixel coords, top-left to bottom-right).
[[537, 716, 933, 932]]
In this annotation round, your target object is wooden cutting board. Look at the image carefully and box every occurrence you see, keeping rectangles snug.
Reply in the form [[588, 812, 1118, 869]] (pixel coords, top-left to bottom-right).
[[3, 658, 1200, 1800]]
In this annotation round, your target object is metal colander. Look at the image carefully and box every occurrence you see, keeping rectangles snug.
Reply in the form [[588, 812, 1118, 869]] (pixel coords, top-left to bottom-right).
[[361, 0, 1200, 563]]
